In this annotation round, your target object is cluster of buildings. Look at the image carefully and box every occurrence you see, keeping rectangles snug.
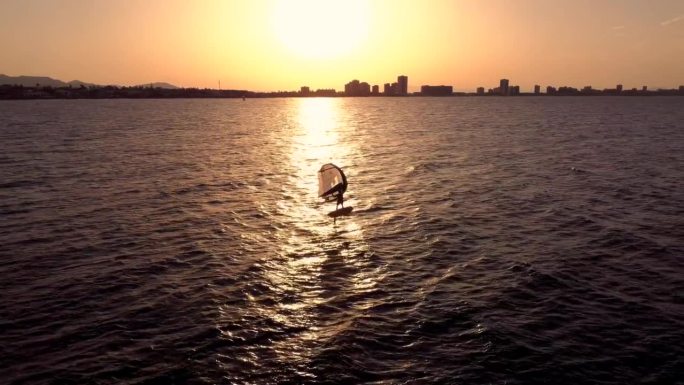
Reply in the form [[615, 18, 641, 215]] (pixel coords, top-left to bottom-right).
[[298, 87, 336, 97], [339, 75, 409, 96], [421, 85, 453, 96], [476, 79, 684, 96], [478, 79, 522, 95], [475, 79, 544, 95], [546, 84, 654, 95], [329, 76, 684, 97]]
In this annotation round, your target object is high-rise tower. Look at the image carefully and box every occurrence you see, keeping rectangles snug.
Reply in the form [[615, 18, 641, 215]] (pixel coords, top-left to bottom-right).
[[398, 75, 408, 95], [499, 79, 509, 95]]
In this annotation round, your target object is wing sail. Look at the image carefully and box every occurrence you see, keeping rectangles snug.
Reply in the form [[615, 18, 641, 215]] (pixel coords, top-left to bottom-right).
[[318, 163, 347, 198]]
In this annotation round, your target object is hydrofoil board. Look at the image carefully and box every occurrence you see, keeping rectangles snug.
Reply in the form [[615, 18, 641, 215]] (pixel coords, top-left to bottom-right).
[[328, 206, 353, 218]]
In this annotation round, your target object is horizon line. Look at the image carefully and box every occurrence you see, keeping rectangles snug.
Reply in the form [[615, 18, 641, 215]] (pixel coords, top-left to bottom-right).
[[2, 73, 684, 94]]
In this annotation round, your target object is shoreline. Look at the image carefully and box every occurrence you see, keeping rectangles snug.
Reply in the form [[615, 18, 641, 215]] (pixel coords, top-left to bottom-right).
[[2, 89, 683, 100]]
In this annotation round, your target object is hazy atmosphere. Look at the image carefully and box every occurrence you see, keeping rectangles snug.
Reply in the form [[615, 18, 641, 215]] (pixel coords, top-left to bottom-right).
[[1, 0, 683, 91], [2, 2, 684, 384]]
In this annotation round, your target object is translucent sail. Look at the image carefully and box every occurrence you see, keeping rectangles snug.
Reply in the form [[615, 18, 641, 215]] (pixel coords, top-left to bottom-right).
[[318, 163, 347, 198]]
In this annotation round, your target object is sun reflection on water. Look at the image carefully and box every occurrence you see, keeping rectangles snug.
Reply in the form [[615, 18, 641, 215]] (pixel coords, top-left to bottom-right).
[[280, 98, 359, 231], [261, 98, 379, 365], [215, 99, 387, 376]]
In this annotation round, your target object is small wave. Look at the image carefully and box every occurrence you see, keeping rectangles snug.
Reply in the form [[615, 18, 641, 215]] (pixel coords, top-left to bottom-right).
[[356, 203, 392, 213], [0, 179, 42, 189]]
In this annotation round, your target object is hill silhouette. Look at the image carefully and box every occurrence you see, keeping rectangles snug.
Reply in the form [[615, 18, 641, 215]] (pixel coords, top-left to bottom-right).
[[0, 74, 179, 89], [0, 74, 95, 88]]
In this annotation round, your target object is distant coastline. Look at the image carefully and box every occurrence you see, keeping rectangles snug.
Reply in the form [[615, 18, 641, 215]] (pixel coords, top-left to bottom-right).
[[1, 73, 683, 99], [2, 84, 683, 100]]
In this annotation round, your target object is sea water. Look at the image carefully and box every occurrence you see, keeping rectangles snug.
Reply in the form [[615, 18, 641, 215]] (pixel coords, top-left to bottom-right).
[[1, 97, 683, 384]]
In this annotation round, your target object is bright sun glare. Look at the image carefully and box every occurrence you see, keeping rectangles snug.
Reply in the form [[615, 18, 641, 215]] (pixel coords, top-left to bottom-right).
[[271, 0, 370, 60]]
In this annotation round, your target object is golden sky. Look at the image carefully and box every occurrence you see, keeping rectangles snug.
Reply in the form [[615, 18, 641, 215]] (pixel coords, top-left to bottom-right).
[[1, 0, 683, 91]]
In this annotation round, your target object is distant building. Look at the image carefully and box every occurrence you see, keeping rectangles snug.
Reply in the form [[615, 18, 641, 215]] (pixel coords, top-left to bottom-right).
[[391, 82, 399, 95], [372, 85, 379, 95], [534, 85, 541, 94], [509, 85, 520, 95], [314, 88, 336, 97], [398, 75, 408, 95], [617, 84, 623, 93], [558, 86, 579, 94], [345, 80, 371, 96], [476, 87, 485, 95], [602, 87, 616, 94], [546, 86, 557, 94], [300, 86, 310, 95], [642, 86, 647, 91], [679, 85, 684, 93], [499, 79, 509, 95], [421, 85, 453, 96], [383, 83, 392, 95], [345, 80, 359, 95]]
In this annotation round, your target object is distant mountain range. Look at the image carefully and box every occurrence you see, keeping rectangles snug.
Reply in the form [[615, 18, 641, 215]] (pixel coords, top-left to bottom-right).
[[0, 74, 178, 89], [0, 74, 95, 88]]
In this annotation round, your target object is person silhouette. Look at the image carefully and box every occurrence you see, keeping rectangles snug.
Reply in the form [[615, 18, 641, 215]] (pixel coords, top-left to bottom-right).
[[336, 191, 344, 210]]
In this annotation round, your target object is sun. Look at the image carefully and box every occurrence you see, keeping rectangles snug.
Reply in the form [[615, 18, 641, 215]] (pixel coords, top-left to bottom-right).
[[270, 0, 370, 60]]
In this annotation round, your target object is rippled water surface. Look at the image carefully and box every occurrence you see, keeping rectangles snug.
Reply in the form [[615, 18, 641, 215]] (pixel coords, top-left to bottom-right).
[[1, 97, 683, 384]]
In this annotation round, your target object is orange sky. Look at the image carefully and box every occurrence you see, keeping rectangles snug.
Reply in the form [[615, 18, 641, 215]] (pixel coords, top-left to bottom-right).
[[1, 0, 683, 91]]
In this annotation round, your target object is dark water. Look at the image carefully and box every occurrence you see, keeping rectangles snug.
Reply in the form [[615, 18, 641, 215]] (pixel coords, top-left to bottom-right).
[[1, 97, 683, 384]]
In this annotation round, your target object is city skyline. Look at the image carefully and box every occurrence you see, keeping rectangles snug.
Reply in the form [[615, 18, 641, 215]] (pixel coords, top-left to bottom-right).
[[2, 71, 683, 100], [3, 71, 683, 98], [1, 0, 683, 91]]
